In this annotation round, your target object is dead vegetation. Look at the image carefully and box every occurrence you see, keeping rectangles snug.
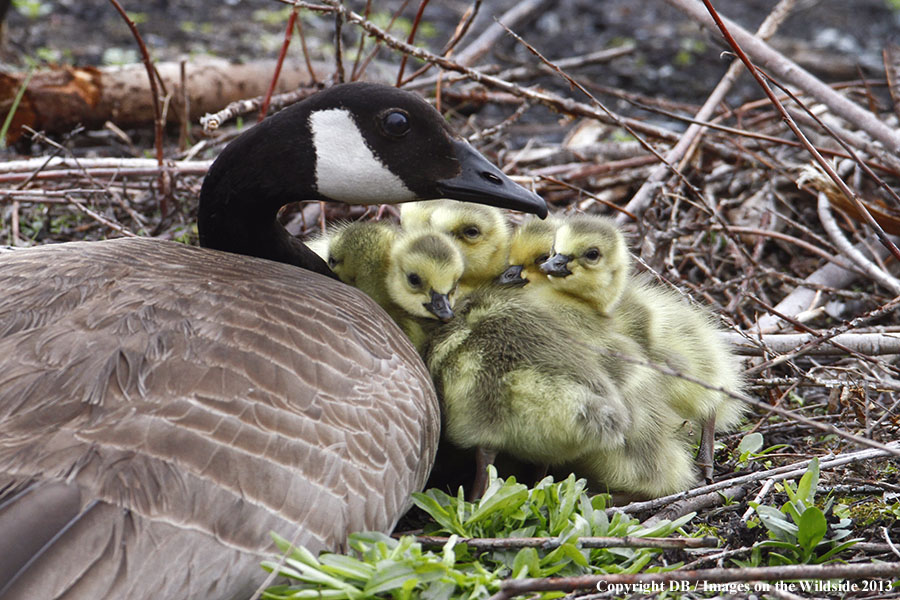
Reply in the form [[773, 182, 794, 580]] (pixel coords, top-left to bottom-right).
[[2, 0, 899, 596]]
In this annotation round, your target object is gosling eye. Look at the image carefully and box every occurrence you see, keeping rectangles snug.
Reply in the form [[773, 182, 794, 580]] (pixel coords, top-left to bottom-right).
[[461, 226, 481, 240], [327, 256, 338, 268], [380, 110, 410, 138], [584, 248, 602, 262], [534, 253, 549, 265], [407, 272, 422, 288]]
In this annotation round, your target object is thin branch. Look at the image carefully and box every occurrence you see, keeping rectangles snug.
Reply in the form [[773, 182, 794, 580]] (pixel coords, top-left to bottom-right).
[[414, 535, 719, 551], [613, 442, 900, 515], [106, 0, 168, 211], [620, 0, 798, 223], [395, 0, 430, 86]]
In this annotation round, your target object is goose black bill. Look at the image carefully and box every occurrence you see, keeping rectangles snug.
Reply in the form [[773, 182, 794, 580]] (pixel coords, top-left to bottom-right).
[[437, 140, 547, 219]]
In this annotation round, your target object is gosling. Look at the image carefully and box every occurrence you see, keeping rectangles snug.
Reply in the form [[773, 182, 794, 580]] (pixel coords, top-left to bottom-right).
[[498, 215, 561, 287], [322, 221, 465, 351], [540, 214, 745, 480], [402, 200, 512, 294], [424, 285, 698, 499]]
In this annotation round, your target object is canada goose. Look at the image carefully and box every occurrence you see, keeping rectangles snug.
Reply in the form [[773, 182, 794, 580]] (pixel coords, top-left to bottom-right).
[[498, 215, 561, 287], [0, 82, 547, 600], [540, 214, 744, 480], [323, 221, 464, 351], [424, 286, 698, 499], [402, 200, 512, 294]]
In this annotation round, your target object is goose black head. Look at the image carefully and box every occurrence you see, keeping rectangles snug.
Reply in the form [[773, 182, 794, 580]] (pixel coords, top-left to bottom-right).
[[305, 83, 546, 216], [199, 82, 546, 271]]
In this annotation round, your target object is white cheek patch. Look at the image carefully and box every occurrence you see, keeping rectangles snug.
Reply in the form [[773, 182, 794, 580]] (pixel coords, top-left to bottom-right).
[[310, 108, 416, 204]]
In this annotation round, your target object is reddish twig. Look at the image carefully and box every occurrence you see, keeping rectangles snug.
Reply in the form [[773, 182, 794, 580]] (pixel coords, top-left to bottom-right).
[[106, 0, 169, 213], [395, 0, 431, 87], [260, 6, 300, 122], [399, 0, 482, 86]]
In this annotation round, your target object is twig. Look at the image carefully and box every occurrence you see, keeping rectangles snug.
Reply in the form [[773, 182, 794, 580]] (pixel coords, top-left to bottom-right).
[[756, 236, 900, 333], [106, 0, 168, 212], [722, 330, 900, 356], [395, 0, 430, 86], [697, 0, 900, 265], [259, 5, 300, 121], [741, 478, 775, 522], [619, 0, 798, 224], [296, 9, 320, 84], [817, 191, 900, 295], [743, 294, 900, 377], [449, 0, 546, 68], [662, 0, 900, 154], [333, 4, 345, 83], [399, 0, 482, 86], [284, 0, 686, 148], [613, 442, 900, 515], [414, 535, 719, 551]]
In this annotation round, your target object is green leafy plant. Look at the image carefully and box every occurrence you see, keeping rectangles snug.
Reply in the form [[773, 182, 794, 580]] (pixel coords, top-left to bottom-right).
[[12, 0, 52, 19], [733, 432, 787, 467], [263, 532, 504, 600], [740, 459, 859, 566], [264, 470, 697, 598]]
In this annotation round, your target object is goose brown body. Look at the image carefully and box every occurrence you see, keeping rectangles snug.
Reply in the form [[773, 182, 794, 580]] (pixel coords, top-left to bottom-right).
[[0, 239, 437, 598]]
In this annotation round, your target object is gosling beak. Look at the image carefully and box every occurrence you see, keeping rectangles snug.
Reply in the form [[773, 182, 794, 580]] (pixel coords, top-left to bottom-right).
[[437, 139, 547, 219], [496, 265, 529, 287], [424, 290, 454, 322], [540, 254, 572, 277]]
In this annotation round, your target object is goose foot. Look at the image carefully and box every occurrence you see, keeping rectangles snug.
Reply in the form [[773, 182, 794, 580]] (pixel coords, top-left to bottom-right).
[[470, 447, 497, 501], [696, 416, 717, 482]]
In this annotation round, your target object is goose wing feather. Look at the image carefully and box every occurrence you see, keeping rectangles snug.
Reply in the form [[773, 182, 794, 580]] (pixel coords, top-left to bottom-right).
[[0, 237, 439, 599]]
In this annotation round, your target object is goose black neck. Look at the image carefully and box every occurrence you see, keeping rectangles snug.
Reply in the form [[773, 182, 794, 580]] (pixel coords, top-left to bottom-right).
[[197, 103, 336, 279]]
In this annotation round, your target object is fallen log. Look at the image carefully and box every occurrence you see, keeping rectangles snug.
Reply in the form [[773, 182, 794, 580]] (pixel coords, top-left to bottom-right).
[[1, 57, 329, 143]]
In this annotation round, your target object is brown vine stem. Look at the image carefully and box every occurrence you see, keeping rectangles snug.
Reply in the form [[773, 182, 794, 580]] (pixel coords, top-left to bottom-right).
[[106, 0, 169, 214], [698, 0, 900, 265]]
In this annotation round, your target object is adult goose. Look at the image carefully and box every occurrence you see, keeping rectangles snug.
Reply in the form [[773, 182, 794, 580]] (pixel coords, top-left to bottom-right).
[[0, 82, 546, 600]]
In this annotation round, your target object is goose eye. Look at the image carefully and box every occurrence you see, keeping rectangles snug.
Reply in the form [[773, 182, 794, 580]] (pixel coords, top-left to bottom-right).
[[407, 272, 422, 288], [381, 110, 410, 138], [584, 248, 601, 261], [462, 226, 480, 239]]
